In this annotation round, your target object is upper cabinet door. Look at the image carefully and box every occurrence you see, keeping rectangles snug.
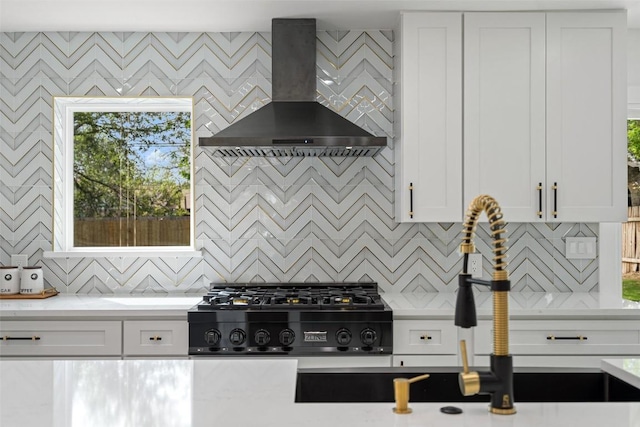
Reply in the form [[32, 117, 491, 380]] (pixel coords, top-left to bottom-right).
[[464, 13, 547, 222], [395, 12, 463, 222], [546, 12, 627, 222]]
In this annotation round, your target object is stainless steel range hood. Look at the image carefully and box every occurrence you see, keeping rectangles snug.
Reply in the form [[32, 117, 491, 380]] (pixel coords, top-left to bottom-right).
[[199, 18, 387, 157]]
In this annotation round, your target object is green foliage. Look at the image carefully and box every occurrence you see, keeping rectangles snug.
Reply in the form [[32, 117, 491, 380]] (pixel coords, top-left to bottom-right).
[[73, 111, 191, 219], [623, 278, 640, 302], [629, 119, 640, 161]]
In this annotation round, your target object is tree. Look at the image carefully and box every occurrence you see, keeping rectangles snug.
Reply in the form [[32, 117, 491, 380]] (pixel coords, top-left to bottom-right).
[[629, 119, 640, 161], [629, 120, 640, 207], [73, 111, 191, 219]]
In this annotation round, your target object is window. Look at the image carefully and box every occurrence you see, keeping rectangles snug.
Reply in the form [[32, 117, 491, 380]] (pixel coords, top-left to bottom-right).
[[623, 107, 640, 301], [48, 97, 196, 256], [628, 115, 640, 208]]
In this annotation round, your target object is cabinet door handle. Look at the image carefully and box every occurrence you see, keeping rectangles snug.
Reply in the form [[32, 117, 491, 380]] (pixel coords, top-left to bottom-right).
[[536, 183, 543, 218], [409, 182, 414, 219], [552, 182, 558, 218], [2, 335, 41, 341], [149, 336, 163, 341], [419, 335, 431, 340], [547, 335, 587, 341]]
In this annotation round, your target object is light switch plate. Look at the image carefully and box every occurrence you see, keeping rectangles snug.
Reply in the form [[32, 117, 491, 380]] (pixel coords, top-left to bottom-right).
[[565, 237, 597, 259]]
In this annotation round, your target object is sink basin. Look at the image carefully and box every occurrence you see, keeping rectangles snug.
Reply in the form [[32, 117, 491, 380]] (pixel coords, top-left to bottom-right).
[[295, 370, 640, 403]]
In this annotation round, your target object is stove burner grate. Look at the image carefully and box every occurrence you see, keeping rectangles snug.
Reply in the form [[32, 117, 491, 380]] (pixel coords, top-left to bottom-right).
[[196, 283, 385, 311]]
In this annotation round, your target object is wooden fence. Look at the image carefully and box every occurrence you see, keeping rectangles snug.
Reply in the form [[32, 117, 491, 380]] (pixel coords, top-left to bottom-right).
[[624, 207, 640, 273], [75, 217, 190, 247]]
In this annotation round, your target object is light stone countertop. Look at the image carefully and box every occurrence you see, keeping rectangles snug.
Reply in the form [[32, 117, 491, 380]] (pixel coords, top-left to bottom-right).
[[602, 359, 640, 389], [0, 293, 201, 318], [384, 292, 640, 318], [1, 292, 640, 319], [1, 358, 639, 427]]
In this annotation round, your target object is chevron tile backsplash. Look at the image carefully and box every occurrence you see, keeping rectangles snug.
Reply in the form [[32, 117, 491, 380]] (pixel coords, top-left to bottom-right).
[[0, 31, 598, 294]]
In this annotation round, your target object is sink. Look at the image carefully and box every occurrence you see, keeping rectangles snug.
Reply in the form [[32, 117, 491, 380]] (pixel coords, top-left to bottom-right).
[[295, 370, 640, 403]]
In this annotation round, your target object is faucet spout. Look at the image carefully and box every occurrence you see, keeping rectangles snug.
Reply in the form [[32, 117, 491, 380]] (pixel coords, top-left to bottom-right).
[[455, 195, 515, 415]]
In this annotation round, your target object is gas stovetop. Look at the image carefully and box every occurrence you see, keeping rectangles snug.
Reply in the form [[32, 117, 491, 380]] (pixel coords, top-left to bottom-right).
[[188, 283, 393, 356], [194, 283, 386, 311]]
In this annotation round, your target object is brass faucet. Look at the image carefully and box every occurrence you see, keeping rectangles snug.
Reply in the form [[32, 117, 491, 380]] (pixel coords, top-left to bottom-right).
[[455, 195, 515, 415]]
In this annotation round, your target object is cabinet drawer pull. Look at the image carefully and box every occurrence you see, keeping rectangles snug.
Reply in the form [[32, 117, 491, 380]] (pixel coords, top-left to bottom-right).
[[547, 335, 587, 341], [552, 182, 558, 218], [149, 336, 163, 341], [409, 183, 414, 219], [419, 335, 431, 340], [2, 335, 41, 341], [536, 183, 543, 218]]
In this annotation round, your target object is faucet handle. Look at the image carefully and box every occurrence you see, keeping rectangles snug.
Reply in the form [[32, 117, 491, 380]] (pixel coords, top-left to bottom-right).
[[460, 340, 470, 374], [392, 374, 430, 414], [459, 340, 480, 396], [407, 373, 431, 384]]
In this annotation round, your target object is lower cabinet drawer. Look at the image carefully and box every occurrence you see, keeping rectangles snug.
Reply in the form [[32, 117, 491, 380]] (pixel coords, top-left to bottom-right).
[[393, 320, 458, 355], [0, 320, 122, 356], [475, 320, 640, 355], [123, 320, 187, 356]]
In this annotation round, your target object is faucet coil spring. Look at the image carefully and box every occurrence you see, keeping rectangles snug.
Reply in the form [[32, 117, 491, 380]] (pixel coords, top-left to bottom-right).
[[461, 194, 508, 280]]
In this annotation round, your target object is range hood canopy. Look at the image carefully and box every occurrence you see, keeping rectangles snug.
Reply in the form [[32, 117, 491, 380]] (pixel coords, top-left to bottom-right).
[[199, 18, 387, 157]]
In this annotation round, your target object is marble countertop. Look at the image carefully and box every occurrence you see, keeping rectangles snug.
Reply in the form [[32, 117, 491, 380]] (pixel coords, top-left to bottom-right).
[[1, 358, 638, 427], [384, 292, 640, 318], [602, 359, 640, 389], [0, 294, 201, 318], [1, 292, 639, 320]]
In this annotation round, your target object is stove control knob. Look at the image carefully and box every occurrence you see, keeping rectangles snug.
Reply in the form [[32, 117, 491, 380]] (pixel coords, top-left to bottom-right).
[[336, 328, 352, 346], [360, 328, 377, 346], [204, 329, 221, 346], [279, 329, 295, 346], [254, 329, 271, 346], [229, 328, 246, 346]]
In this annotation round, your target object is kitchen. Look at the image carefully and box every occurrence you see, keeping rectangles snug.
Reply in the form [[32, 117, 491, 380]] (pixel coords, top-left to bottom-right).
[[2, 0, 640, 425]]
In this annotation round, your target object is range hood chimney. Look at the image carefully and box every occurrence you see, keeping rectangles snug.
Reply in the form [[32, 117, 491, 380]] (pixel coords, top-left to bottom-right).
[[199, 18, 387, 157]]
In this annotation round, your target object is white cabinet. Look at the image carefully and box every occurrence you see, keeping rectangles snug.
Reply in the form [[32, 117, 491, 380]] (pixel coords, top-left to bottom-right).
[[392, 320, 460, 366], [0, 319, 188, 358], [396, 10, 626, 223], [0, 320, 122, 357], [464, 11, 626, 222], [475, 319, 640, 368], [123, 320, 188, 357], [546, 12, 627, 222], [394, 12, 463, 222], [463, 13, 547, 221]]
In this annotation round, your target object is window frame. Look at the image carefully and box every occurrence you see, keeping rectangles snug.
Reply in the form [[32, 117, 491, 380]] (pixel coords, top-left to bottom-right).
[[46, 97, 199, 258]]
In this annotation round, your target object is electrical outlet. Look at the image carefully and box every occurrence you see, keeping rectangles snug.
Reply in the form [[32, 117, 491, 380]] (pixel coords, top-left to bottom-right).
[[11, 254, 28, 268], [469, 253, 482, 278], [565, 237, 597, 259]]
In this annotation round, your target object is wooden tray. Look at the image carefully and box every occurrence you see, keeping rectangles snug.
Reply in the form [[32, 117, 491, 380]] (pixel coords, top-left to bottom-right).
[[0, 288, 59, 299]]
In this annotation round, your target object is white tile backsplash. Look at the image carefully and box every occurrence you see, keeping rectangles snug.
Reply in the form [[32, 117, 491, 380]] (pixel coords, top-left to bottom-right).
[[0, 30, 598, 293]]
